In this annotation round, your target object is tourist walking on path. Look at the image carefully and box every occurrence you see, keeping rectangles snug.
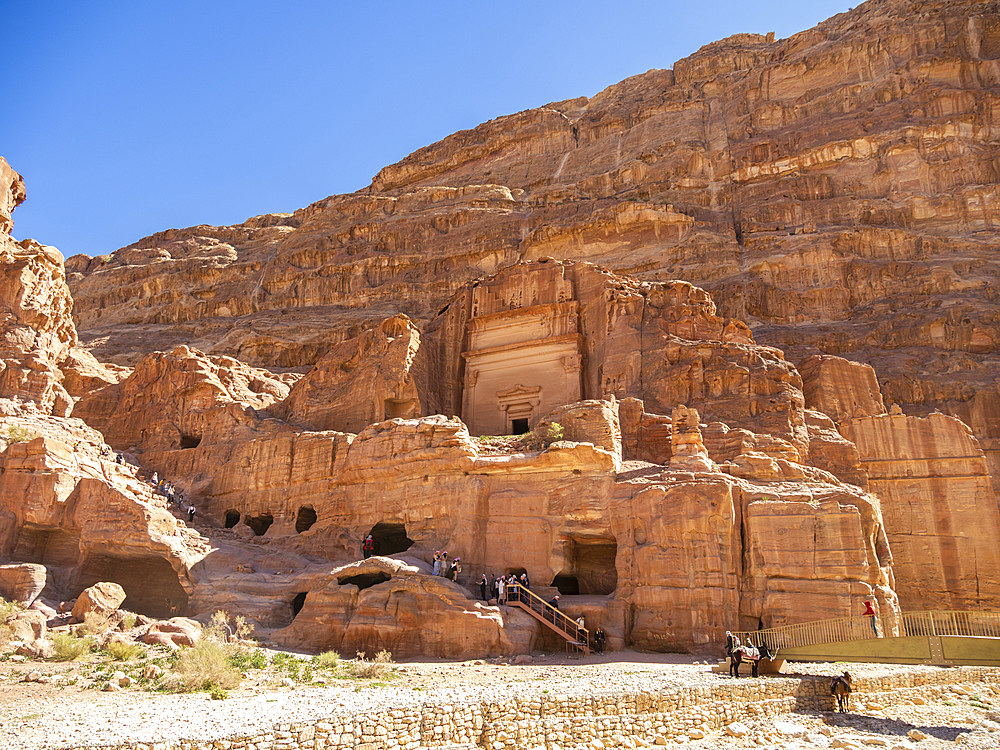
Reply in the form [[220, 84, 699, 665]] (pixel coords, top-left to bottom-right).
[[447, 557, 461, 582], [497, 576, 507, 605], [479, 574, 488, 601], [593, 627, 606, 654], [432, 551, 442, 576], [187, 505, 196, 523], [362, 534, 375, 559]]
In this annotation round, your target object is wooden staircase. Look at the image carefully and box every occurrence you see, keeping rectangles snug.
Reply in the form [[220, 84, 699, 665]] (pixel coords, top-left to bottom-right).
[[505, 582, 590, 655]]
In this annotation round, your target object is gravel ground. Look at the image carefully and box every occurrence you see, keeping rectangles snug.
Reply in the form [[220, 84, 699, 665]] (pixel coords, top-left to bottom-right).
[[1, 651, 997, 749]]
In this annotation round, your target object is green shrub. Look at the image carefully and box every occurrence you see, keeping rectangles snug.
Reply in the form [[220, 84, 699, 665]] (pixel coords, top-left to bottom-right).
[[209, 684, 229, 700], [314, 650, 340, 668], [105, 641, 145, 661], [120, 614, 137, 630], [523, 422, 564, 450], [227, 648, 266, 671], [51, 633, 94, 661], [171, 640, 241, 692], [5, 425, 37, 444]]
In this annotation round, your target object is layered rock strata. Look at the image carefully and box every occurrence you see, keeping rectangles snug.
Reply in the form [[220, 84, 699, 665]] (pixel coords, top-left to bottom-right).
[[61, 1, 1000, 497]]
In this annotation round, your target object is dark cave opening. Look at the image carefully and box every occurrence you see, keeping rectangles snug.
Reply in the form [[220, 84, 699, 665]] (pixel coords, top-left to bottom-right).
[[245, 513, 274, 537], [295, 506, 317, 533], [367, 521, 413, 556], [338, 572, 392, 590], [179, 434, 201, 449], [551, 574, 581, 596], [224, 510, 241, 529], [76, 553, 188, 618], [291, 592, 307, 618], [552, 538, 618, 595]]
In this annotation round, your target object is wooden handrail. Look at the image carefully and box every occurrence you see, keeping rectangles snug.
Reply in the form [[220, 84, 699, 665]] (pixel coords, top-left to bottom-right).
[[505, 582, 590, 653], [731, 610, 1000, 656]]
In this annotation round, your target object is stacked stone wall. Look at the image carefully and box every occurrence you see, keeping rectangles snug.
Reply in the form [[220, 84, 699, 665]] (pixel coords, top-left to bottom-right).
[[60, 668, 999, 750]]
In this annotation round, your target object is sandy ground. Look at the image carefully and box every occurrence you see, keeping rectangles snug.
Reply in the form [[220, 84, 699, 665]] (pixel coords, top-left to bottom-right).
[[1, 650, 998, 749]]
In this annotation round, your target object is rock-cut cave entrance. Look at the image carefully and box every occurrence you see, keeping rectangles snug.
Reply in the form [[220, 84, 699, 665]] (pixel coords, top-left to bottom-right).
[[245, 513, 274, 537], [550, 537, 618, 596], [291, 592, 307, 619], [224, 510, 241, 529], [76, 553, 188, 618], [295, 506, 317, 533], [367, 521, 414, 557]]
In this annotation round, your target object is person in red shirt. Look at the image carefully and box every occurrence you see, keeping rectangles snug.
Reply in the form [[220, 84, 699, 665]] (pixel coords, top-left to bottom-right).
[[863, 600, 880, 636]]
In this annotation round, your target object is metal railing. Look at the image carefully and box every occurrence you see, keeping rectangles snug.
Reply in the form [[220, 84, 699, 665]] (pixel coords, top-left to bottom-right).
[[505, 582, 590, 653], [731, 610, 1000, 656]]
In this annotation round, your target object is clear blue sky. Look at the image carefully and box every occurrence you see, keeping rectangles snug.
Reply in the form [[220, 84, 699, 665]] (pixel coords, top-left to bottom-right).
[[3, 1, 853, 257]]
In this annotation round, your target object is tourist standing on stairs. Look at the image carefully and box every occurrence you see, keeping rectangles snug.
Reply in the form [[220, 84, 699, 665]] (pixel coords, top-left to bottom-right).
[[362, 534, 375, 559], [520, 572, 530, 589], [576, 616, 586, 647]]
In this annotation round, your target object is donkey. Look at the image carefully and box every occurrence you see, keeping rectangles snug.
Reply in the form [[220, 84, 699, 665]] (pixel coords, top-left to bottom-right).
[[830, 670, 853, 713]]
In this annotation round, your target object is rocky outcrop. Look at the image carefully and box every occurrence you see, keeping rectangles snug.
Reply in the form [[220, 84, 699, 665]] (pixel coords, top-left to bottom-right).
[[273, 557, 535, 658], [73, 345, 291, 452], [0, 241, 77, 416], [0, 563, 46, 606], [273, 314, 421, 433], [800, 355, 886, 422], [62, 1, 1000, 470], [0, 423, 211, 617]]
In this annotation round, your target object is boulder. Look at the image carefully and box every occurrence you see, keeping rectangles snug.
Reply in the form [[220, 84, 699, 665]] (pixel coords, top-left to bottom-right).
[[140, 617, 201, 649], [0, 563, 46, 606], [71, 582, 126, 621]]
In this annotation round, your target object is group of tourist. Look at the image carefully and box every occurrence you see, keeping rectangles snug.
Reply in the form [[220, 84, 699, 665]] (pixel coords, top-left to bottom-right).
[[151, 472, 195, 522], [431, 550, 462, 580], [478, 572, 531, 604]]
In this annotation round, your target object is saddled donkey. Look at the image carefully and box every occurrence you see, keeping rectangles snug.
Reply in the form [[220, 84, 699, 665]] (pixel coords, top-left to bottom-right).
[[831, 670, 853, 712]]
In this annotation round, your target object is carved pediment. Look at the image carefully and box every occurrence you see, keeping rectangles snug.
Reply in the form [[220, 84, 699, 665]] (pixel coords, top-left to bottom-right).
[[497, 384, 542, 401]]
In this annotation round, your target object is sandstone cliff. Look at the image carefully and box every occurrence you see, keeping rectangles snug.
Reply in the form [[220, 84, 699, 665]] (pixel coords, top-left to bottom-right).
[[3, 0, 1000, 659], [63, 1, 1000, 462]]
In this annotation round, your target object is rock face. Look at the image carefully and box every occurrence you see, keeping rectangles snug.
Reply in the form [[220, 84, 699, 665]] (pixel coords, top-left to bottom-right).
[[73, 345, 291, 452], [840, 411, 1000, 611], [0, 425, 209, 617], [3, 0, 1000, 659], [273, 314, 421, 433], [62, 1, 1000, 488], [273, 557, 535, 658], [800, 355, 886, 422], [0, 240, 78, 417]]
